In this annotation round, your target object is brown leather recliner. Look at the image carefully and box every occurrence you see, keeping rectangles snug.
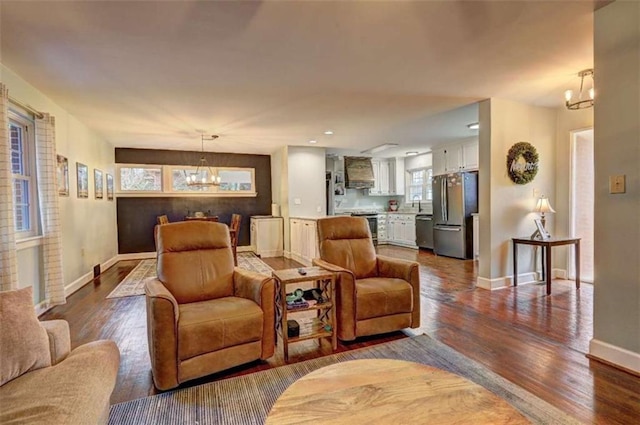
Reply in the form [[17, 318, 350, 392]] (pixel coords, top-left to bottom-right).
[[145, 221, 275, 390], [313, 216, 420, 341]]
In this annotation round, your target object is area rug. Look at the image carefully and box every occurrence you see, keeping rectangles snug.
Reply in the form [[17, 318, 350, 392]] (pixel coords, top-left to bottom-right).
[[106, 252, 274, 299], [108, 335, 581, 425]]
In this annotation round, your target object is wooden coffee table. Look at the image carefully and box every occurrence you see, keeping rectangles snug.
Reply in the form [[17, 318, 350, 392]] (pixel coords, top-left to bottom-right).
[[266, 359, 530, 424]]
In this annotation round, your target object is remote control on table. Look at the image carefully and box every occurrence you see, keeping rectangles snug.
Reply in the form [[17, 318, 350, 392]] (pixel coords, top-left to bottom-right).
[[297, 268, 307, 275]]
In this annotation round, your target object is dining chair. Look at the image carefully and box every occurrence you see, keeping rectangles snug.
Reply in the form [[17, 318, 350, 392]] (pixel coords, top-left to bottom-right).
[[157, 215, 169, 225], [230, 214, 242, 265]]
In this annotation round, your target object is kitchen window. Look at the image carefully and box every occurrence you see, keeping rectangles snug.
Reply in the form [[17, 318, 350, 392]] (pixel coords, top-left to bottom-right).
[[406, 167, 433, 203], [9, 111, 39, 238]]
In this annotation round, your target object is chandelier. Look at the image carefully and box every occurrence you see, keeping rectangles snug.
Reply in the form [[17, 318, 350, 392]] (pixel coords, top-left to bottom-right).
[[565, 69, 594, 110], [185, 134, 221, 187]]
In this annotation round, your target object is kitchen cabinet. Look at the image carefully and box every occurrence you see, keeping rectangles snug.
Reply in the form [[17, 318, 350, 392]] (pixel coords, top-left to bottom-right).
[[290, 218, 318, 266], [377, 213, 388, 243], [432, 140, 479, 176], [251, 216, 284, 257], [368, 158, 404, 196], [387, 214, 417, 248]]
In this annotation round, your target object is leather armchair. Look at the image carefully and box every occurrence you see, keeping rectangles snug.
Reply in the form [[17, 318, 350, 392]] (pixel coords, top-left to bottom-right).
[[145, 221, 275, 390], [313, 216, 420, 341]]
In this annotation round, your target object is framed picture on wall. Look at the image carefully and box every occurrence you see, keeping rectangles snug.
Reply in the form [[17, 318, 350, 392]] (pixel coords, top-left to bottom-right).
[[56, 155, 69, 196], [76, 162, 89, 198], [106, 173, 114, 200], [94, 169, 103, 199]]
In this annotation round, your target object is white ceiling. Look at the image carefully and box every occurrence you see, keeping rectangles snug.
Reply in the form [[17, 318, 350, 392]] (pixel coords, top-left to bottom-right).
[[0, 1, 599, 156]]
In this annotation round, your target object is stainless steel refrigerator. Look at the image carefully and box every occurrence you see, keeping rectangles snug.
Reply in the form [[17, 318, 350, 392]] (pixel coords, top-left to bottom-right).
[[432, 171, 478, 259]]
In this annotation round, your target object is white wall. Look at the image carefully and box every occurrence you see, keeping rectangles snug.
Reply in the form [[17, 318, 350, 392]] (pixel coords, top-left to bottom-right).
[[286, 146, 326, 218], [590, 0, 640, 372], [478, 98, 557, 288], [2, 65, 117, 301]]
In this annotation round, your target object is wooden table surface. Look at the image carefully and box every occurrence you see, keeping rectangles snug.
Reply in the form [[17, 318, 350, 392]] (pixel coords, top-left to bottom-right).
[[266, 359, 530, 424]]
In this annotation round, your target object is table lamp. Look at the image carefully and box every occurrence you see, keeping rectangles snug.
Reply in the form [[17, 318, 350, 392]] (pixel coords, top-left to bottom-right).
[[531, 195, 555, 239]]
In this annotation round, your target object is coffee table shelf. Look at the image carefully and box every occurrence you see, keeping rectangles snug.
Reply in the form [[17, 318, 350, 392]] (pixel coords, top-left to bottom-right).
[[272, 267, 337, 362]]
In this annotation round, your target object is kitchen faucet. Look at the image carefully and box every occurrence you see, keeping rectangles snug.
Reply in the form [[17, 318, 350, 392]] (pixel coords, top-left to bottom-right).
[[412, 195, 423, 213]]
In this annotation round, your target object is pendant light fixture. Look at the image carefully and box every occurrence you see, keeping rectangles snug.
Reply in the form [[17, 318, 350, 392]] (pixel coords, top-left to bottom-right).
[[185, 134, 221, 187], [565, 69, 594, 110]]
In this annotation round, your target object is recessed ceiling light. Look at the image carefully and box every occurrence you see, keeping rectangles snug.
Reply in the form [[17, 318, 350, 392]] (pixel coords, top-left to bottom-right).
[[308, 140, 317, 144], [406, 151, 418, 156], [324, 130, 334, 135], [467, 122, 479, 130]]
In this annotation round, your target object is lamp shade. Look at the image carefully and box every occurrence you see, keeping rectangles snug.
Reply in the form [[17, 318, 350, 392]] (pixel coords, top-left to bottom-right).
[[534, 196, 555, 214]]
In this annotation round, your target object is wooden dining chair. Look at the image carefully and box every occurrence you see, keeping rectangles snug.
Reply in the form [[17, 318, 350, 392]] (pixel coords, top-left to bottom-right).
[[157, 215, 169, 225], [230, 214, 242, 265]]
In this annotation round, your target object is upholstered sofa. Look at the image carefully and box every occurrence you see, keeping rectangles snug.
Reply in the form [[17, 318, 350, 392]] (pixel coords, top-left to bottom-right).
[[313, 216, 421, 341], [0, 287, 120, 425]]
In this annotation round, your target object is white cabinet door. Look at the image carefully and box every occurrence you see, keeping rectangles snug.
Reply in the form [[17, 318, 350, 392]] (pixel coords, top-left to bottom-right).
[[303, 220, 318, 262], [432, 148, 446, 176], [290, 219, 302, 261], [445, 144, 463, 172], [393, 157, 405, 195], [370, 160, 381, 195], [462, 140, 479, 170], [378, 160, 391, 195]]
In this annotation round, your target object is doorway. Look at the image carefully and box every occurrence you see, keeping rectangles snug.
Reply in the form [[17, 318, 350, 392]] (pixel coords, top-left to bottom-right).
[[570, 128, 594, 283]]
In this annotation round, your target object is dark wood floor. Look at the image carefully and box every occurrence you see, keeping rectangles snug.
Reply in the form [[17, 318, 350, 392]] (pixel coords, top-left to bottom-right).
[[41, 246, 639, 424]]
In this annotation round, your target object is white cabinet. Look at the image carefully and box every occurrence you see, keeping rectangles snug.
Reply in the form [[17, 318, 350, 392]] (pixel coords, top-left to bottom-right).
[[251, 216, 284, 257], [289, 218, 318, 266], [462, 141, 479, 170], [377, 213, 388, 243], [386, 214, 417, 248], [432, 140, 479, 176], [368, 158, 404, 196]]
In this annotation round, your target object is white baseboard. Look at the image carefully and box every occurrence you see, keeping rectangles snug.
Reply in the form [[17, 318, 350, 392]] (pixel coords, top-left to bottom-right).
[[476, 272, 538, 290], [589, 339, 640, 375], [237, 246, 252, 253], [117, 252, 156, 261], [64, 254, 121, 297], [284, 250, 292, 259], [553, 268, 567, 279]]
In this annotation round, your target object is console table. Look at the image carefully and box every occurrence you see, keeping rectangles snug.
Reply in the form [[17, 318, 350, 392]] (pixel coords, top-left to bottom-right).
[[512, 237, 581, 295]]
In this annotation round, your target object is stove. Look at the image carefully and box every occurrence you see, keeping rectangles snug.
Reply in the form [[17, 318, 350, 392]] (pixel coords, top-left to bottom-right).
[[350, 212, 378, 245]]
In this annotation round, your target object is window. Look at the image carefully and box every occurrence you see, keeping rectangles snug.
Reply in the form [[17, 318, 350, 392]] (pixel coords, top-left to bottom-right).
[[117, 166, 163, 192], [116, 164, 257, 197], [9, 112, 38, 238], [406, 167, 433, 203]]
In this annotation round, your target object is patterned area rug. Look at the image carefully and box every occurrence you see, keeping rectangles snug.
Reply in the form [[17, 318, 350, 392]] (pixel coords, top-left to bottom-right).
[[108, 335, 581, 425], [106, 252, 274, 299]]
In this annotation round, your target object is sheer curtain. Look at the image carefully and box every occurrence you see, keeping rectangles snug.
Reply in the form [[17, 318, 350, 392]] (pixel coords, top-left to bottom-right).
[[35, 114, 65, 306], [0, 83, 19, 291]]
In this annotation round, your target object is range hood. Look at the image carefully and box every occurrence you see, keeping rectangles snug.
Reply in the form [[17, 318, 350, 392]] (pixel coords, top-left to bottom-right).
[[344, 156, 375, 189]]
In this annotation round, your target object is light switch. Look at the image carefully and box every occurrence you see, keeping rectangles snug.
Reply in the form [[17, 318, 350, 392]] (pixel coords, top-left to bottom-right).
[[609, 175, 626, 194], [294, 198, 301, 205]]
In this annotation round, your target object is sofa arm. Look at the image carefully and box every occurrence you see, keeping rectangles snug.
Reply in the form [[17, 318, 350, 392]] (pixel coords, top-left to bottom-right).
[[233, 268, 273, 306], [313, 258, 358, 341], [40, 320, 71, 365], [144, 278, 180, 391], [233, 268, 275, 359], [377, 255, 421, 328]]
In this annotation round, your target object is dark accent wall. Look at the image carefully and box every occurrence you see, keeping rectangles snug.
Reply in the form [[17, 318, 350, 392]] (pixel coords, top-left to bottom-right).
[[116, 148, 271, 254]]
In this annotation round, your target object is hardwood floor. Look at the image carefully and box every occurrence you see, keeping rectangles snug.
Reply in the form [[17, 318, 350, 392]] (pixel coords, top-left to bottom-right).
[[40, 247, 639, 424]]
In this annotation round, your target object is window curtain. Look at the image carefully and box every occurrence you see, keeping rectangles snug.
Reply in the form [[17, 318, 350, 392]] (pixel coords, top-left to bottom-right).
[[0, 83, 19, 291], [35, 114, 65, 306]]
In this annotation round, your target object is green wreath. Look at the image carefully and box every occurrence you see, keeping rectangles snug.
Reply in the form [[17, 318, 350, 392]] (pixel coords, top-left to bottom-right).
[[506, 142, 539, 185]]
